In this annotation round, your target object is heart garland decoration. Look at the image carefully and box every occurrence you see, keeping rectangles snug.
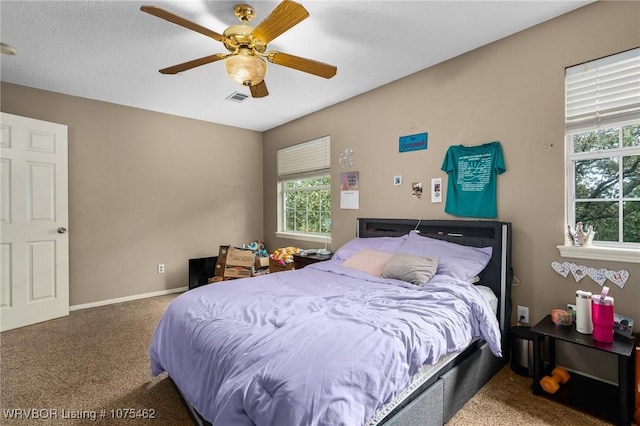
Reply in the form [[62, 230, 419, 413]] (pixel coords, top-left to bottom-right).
[[550, 262, 630, 288], [586, 268, 608, 286], [569, 263, 588, 282], [551, 261, 570, 277], [605, 269, 629, 289]]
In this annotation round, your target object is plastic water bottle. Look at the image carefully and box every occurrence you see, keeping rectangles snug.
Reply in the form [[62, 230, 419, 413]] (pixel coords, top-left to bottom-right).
[[575, 290, 593, 334]]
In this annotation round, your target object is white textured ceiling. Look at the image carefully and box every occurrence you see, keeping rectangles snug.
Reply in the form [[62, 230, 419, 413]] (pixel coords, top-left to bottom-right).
[[1, 1, 592, 132]]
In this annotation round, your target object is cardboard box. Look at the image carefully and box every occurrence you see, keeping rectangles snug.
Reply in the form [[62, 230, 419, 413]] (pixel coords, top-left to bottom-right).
[[269, 257, 294, 273], [255, 256, 270, 270], [224, 266, 252, 278], [224, 247, 254, 278], [213, 245, 256, 279], [214, 245, 230, 277]]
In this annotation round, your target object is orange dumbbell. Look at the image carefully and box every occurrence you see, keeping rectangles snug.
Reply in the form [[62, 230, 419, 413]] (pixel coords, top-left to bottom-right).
[[539, 367, 571, 394]]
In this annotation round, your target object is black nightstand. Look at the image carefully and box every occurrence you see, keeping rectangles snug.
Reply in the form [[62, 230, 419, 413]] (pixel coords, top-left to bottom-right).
[[292, 253, 332, 269], [530, 314, 635, 425]]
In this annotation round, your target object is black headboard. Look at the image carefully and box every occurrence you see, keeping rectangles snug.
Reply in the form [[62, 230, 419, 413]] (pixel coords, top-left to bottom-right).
[[356, 218, 512, 333]]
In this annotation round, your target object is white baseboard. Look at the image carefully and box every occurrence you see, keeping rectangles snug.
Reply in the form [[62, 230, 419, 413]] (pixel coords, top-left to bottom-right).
[[70, 286, 188, 311]]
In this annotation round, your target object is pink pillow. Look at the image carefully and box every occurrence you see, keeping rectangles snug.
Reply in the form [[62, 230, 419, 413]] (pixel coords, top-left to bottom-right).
[[341, 249, 394, 276]]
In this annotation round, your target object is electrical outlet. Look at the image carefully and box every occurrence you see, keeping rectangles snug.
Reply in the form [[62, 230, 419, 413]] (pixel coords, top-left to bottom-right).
[[517, 306, 529, 324], [157, 264, 165, 274]]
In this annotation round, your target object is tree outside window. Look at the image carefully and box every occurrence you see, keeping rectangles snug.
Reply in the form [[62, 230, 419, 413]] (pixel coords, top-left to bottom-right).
[[282, 175, 331, 235], [569, 123, 640, 243]]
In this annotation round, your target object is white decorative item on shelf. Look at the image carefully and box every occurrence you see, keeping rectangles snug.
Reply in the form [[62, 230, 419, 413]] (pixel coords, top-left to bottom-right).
[[566, 222, 595, 247]]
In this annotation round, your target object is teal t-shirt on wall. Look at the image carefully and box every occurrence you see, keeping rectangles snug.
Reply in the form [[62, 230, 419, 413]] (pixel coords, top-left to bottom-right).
[[440, 141, 506, 218]]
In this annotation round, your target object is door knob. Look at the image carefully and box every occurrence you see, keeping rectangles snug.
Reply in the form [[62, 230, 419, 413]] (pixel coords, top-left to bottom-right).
[[57, 227, 68, 234]]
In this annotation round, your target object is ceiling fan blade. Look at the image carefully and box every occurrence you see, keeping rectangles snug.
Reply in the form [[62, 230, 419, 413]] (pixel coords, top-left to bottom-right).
[[267, 52, 336, 79], [1, 42, 16, 55], [159, 53, 228, 74], [140, 5, 225, 42], [250, 81, 269, 98], [251, 0, 309, 44]]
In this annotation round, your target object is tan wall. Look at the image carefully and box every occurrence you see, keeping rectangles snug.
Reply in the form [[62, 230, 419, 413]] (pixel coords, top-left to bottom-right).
[[263, 1, 640, 327], [1, 2, 637, 332], [1, 83, 264, 306]]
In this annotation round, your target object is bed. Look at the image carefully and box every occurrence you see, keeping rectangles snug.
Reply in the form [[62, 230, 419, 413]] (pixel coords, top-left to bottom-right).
[[150, 218, 513, 426]]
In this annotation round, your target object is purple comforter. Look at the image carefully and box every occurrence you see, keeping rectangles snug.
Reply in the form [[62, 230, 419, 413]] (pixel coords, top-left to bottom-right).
[[150, 260, 502, 426]]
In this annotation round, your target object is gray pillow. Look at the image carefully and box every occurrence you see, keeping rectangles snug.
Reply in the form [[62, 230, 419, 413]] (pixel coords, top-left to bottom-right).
[[382, 253, 438, 286]]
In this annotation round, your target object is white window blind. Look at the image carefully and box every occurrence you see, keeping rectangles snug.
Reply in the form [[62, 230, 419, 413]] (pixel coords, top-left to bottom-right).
[[565, 47, 640, 131], [277, 136, 331, 181]]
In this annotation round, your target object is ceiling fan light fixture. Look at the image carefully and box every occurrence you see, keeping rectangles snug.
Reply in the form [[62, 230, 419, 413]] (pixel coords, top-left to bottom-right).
[[225, 48, 266, 87]]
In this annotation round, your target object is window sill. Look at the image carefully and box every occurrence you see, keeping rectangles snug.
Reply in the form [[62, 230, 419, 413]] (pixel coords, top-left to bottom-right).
[[275, 232, 332, 245], [556, 245, 640, 264]]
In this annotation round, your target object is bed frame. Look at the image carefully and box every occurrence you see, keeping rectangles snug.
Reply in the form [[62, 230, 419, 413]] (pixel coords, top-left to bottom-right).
[[176, 218, 513, 426], [357, 218, 513, 426]]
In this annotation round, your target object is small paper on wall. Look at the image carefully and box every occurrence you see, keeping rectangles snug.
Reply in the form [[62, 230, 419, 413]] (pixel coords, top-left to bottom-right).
[[340, 191, 359, 209], [340, 171, 359, 209]]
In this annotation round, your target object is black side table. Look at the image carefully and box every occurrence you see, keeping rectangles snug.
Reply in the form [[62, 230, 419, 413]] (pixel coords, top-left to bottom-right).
[[188, 256, 218, 289], [292, 253, 332, 269], [531, 315, 635, 425]]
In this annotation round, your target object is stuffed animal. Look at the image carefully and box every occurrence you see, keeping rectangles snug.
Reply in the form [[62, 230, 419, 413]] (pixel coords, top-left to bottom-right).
[[243, 240, 269, 259], [271, 246, 300, 264]]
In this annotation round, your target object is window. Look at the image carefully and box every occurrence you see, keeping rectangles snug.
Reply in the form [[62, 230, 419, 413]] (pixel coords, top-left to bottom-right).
[[567, 124, 640, 244], [277, 136, 331, 242], [565, 48, 640, 252]]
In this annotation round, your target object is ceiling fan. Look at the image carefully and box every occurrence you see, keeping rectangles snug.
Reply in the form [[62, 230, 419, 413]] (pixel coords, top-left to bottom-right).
[[1, 43, 17, 55], [140, 0, 337, 98]]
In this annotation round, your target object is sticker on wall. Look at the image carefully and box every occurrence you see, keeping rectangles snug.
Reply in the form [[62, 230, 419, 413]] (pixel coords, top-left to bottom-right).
[[412, 182, 423, 199], [551, 261, 629, 288], [339, 148, 355, 168]]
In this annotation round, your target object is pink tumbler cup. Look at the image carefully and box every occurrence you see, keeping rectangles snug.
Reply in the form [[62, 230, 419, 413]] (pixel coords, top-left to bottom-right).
[[591, 294, 614, 343]]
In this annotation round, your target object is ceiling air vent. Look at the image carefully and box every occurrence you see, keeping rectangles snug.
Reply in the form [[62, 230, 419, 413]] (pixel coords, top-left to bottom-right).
[[226, 92, 249, 103]]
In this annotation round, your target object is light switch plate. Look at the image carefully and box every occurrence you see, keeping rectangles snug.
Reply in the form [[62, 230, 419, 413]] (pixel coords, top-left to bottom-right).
[[431, 178, 442, 203]]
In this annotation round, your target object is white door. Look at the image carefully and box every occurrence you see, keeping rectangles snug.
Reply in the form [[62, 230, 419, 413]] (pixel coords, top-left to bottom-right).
[[0, 112, 69, 332]]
